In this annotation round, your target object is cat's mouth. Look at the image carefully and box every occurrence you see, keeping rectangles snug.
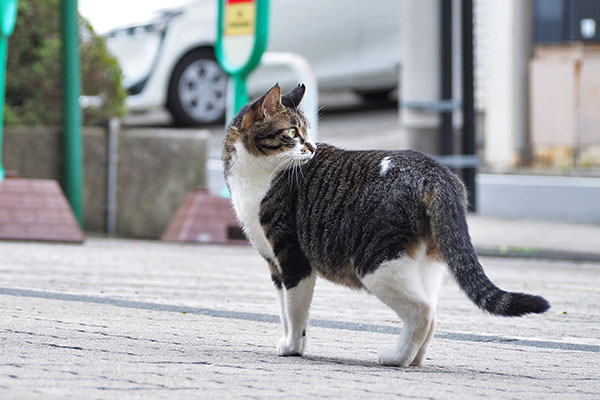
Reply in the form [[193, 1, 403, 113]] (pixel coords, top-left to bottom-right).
[[300, 143, 317, 162]]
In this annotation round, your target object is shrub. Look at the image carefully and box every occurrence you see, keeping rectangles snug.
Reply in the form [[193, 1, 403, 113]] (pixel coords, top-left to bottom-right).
[[5, 0, 126, 126]]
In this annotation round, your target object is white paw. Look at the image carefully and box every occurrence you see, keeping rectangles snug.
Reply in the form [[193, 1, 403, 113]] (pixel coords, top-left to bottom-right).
[[377, 347, 409, 367], [410, 354, 425, 367], [277, 336, 305, 356]]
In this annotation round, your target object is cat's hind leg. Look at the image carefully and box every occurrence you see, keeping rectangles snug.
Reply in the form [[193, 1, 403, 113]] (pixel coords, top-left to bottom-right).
[[360, 254, 434, 367], [411, 317, 436, 366], [277, 271, 316, 357], [411, 259, 445, 366]]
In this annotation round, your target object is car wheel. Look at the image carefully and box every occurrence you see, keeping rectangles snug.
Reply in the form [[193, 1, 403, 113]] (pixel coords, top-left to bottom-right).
[[167, 49, 228, 126]]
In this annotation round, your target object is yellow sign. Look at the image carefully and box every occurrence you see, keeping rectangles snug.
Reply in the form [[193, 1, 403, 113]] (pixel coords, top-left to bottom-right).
[[225, 0, 256, 36]]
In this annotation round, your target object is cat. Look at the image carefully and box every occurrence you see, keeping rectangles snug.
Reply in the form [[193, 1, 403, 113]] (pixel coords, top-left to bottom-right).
[[222, 83, 550, 367]]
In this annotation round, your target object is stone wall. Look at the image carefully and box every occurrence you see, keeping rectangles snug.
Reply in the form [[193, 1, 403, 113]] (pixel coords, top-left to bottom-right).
[[3, 126, 208, 238]]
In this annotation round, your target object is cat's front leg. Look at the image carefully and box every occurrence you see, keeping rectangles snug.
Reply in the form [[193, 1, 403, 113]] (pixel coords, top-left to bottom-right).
[[277, 271, 316, 356], [268, 261, 289, 339]]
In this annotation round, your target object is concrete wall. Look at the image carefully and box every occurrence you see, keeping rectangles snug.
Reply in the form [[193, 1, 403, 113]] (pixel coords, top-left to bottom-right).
[[3, 126, 208, 238], [530, 44, 600, 167]]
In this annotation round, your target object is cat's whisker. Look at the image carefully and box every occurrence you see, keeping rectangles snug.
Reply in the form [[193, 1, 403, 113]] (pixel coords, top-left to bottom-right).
[[297, 158, 305, 180], [289, 159, 297, 188], [287, 153, 301, 189], [271, 157, 285, 174], [293, 158, 301, 189], [270, 155, 295, 182], [316, 105, 325, 122], [293, 157, 300, 186], [275, 154, 300, 180]]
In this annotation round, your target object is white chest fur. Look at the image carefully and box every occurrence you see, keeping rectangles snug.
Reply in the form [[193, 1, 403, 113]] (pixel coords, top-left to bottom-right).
[[226, 143, 277, 262]]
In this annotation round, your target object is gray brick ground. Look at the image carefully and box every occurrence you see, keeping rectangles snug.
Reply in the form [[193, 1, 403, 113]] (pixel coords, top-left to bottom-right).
[[0, 238, 598, 399]]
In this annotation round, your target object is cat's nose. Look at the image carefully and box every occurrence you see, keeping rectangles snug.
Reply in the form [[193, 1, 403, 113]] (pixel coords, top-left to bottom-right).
[[305, 143, 316, 153]]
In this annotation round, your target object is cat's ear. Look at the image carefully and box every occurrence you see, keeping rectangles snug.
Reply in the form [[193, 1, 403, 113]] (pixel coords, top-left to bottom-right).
[[241, 107, 260, 130], [241, 84, 282, 129], [260, 84, 282, 119], [282, 83, 306, 109]]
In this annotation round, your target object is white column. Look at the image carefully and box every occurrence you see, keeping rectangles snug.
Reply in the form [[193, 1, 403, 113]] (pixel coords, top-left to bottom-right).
[[399, 0, 440, 153], [483, 0, 532, 168]]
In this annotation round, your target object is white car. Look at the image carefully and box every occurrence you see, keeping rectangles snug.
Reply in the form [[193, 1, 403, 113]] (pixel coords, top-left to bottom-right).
[[105, 0, 401, 126]]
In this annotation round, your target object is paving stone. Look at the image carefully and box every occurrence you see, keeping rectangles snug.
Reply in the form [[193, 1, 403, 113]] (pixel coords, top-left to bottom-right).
[[0, 239, 598, 399]]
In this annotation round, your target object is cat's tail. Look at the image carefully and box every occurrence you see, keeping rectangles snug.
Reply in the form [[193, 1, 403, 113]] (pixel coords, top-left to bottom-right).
[[424, 176, 550, 317]]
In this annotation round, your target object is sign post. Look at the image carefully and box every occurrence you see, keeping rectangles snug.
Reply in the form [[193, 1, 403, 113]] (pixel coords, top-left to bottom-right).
[[215, 0, 269, 122], [0, 0, 17, 181]]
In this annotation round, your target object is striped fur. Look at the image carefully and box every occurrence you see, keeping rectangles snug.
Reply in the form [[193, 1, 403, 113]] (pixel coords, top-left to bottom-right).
[[223, 84, 550, 366]]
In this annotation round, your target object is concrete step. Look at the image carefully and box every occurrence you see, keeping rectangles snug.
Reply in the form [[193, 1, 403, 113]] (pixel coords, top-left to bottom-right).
[[476, 173, 600, 223]]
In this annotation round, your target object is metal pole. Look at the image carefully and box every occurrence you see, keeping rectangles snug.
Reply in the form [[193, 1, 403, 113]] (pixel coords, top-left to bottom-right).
[[440, 0, 453, 156], [0, 36, 7, 181], [106, 118, 119, 235], [225, 75, 250, 125], [461, 0, 476, 211], [0, 0, 18, 182], [61, 0, 83, 226]]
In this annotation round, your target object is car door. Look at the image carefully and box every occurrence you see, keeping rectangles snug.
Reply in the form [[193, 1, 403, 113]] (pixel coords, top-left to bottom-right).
[[249, 0, 360, 91], [354, 0, 402, 91]]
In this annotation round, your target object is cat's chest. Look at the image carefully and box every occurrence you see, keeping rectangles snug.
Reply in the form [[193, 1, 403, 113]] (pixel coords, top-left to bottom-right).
[[227, 167, 276, 262]]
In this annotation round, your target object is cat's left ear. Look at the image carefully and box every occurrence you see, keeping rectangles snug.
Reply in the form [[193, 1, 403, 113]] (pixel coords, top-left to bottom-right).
[[282, 83, 306, 109]]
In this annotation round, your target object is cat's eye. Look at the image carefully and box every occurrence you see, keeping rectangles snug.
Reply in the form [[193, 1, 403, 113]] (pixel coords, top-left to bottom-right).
[[283, 128, 298, 139]]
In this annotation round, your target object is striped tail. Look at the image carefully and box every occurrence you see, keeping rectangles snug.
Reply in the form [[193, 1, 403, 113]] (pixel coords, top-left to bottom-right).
[[424, 178, 550, 316]]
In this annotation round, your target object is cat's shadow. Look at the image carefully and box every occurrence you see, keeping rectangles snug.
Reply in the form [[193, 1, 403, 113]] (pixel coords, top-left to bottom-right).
[[298, 354, 442, 373], [301, 354, 379, 368]]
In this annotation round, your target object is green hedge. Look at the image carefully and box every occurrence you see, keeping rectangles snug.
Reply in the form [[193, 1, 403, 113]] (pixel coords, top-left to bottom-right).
[[5, 0, 126, 126]]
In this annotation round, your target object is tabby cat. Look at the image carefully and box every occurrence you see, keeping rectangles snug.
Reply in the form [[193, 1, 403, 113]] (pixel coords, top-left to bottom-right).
[[222, 84, 549, 367]]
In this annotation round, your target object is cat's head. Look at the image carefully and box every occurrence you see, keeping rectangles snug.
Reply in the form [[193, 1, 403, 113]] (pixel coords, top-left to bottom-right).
[[223, 84, 317, 173]]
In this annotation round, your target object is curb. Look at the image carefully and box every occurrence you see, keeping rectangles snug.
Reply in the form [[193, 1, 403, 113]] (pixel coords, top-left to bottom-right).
[[475, 246, 600, 264]]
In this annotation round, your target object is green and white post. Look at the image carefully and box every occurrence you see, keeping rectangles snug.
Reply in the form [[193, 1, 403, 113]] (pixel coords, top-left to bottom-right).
[[61, 0, 83, 226], [0, 0, 17, 181], [215, 0, 269, 123]]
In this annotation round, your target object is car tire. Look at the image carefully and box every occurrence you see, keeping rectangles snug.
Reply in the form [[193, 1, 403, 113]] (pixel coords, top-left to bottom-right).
[[167, 48, 228, 126]]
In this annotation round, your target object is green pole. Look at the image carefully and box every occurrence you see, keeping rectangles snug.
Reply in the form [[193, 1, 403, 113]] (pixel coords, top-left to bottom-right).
[[0, 0, 18, 182], [61, 0, 83, 226], [0, 36, 8, 181], [232, 75, 248, 116], [215, 0, 269, 121]]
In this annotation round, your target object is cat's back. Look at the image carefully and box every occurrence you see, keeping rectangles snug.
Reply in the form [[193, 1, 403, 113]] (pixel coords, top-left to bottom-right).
[[299, 144, 465, 223], [291, 144, 457, 276], [303, 144, 450, 190]]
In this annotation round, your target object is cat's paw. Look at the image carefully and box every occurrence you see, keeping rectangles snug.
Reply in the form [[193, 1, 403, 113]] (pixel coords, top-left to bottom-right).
[[410, 354, 425, 367], [377, 348, 409, 367], [277, 336, 305, 357]]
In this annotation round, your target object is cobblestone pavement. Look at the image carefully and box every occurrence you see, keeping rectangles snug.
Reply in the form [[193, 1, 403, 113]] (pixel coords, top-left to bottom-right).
[[1, 238, 598, 399]]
